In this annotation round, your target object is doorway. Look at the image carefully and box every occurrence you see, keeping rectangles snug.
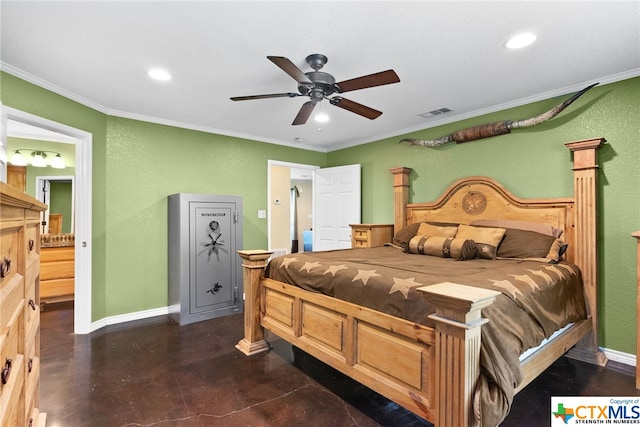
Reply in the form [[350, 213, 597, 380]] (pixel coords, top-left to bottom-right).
[[6, 107, 93, 334], [267, 160, 318, 254]]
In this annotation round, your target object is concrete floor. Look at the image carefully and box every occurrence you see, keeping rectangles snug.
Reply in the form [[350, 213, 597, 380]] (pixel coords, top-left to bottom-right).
[[39, 302, 639, 426]]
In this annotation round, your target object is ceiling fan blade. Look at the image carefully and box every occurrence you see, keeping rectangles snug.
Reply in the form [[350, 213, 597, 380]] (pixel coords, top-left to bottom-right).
[[335, 69, 400, 93], [230, 92, 299, 101], [267, 56, 313, 84], [292, 101, 316, 125], [330, 97, 382, 120]]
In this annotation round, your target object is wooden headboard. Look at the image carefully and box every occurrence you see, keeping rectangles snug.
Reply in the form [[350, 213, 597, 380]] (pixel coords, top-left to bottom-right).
[[390, 137, 607, 364], [405, 176, 575, 263]]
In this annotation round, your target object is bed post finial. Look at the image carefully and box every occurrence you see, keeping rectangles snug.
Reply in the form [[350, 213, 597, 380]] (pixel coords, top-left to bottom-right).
[[565, 137, 607, 366], [390, 167, 412, 234]]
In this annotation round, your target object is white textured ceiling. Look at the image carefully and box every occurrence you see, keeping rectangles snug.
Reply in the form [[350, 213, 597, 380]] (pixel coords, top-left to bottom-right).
[[2, 1, 639, 152]]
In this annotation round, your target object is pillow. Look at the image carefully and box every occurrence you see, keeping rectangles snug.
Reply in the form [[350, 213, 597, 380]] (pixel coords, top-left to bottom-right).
[[496, 228, 558, 258], [407, 235, 478, 260], [416, 222, 458, 238], [470, 218, 563, 238], [545, 239, 569, 263], [392, 221, 459, 249], [392, 223, 421, 249], [455, 224, 506, 259]]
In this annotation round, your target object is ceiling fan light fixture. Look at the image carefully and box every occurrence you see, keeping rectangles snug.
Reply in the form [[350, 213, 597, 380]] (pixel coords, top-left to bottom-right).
[[148, 68, 172, 81], [315, 112, 329, 123], [505, 32, 537, 49]]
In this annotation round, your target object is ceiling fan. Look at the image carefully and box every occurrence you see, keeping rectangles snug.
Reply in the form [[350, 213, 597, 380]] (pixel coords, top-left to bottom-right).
[[230, 54, 400, 125]]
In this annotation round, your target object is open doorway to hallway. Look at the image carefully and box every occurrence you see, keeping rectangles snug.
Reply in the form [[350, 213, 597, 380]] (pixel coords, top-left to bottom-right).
[[268, 161, 317, 255]]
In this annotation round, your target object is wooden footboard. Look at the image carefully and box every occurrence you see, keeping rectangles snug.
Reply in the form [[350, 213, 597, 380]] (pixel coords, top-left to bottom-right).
[[237, 250, 500, 426]]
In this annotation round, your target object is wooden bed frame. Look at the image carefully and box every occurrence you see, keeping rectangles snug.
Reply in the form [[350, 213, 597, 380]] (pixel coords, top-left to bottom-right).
[[236, 138, 608, 427]]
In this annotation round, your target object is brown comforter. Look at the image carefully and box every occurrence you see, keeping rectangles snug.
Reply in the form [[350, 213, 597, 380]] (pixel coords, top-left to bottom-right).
[[264, 246, 587, 426]]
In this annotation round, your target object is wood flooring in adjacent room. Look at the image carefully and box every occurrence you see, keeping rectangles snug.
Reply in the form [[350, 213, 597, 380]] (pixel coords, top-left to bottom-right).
[[40, 302, 639, 426]]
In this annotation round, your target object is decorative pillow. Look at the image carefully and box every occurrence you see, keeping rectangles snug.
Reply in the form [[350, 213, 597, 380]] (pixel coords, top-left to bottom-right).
[[392, 222, 459, 250], [470, 218, 563, 238], [416, 222, 458, 238], [545, 239, 569, 263], [455, 224, 506, 259], [392, 223, 421, 249], [496, 228, 558, 258], [407, 235, 478, 260]]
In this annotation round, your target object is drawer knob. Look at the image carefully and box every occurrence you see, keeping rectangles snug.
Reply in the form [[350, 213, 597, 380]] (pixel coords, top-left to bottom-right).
[[29, 299, 37, 311], [0, 257, 11, 278], [1, 358, 12, 384]]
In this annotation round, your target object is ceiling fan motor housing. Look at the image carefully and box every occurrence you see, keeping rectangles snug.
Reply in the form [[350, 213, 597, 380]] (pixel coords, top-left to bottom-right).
[[299, 71, 337, 100]]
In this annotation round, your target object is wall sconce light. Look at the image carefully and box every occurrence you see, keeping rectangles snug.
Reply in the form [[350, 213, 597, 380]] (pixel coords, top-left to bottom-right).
[[10, 150, 66, 169]]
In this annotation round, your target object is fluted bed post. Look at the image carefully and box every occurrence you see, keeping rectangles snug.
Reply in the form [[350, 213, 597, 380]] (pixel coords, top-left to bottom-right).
[[418, 282, 500, 427], [565, 137, 607, 366], [236, 250, 273, 356], [389, 167, 412, 233]]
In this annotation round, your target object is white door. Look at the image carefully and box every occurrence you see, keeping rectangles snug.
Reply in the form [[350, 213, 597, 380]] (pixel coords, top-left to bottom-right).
[[313, 164, 361, 251]]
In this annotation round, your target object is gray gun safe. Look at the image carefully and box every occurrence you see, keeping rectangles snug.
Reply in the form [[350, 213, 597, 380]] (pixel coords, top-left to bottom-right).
[[168, 193, 243, 325]]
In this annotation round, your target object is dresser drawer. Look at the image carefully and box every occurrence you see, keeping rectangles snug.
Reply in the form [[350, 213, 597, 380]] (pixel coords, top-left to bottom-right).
[[0, 354, 25, 427], [1, 275, 24, 330], [25, 278, 39, 337], [29, 406, 46, 427], [0, 226, 22, 291], [25, 355, 40, 424], [0, 304, 24, 395], [25, 222, 40, 271]]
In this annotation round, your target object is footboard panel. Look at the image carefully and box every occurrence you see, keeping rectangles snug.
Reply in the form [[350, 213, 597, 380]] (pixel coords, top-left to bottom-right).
[[261, 278, 438, 422]]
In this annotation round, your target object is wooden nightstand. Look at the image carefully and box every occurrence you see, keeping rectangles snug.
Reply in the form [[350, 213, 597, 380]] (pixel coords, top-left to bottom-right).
[[350, 224, 394, 248]]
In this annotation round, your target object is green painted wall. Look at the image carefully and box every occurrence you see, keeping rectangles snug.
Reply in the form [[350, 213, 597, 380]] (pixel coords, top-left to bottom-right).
[[103, 116, 326, 315], [2, 70, 638, 355], [1, 71, 326, 320], [328, 77, 640, 354], [49, 181, 73, 233]]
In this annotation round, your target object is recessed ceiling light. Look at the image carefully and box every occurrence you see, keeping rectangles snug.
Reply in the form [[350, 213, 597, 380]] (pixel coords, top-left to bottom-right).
[[148, 68, 172, 81], [294, 137, 305, 143], [505, 32, 537, 49]]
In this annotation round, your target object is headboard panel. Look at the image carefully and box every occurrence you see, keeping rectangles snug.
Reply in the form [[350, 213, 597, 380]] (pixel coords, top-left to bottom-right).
[[405, 176, 576, 262]]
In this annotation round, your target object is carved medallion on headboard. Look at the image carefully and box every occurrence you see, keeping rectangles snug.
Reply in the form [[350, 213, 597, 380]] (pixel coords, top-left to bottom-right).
[[462, 191, 487, 215]]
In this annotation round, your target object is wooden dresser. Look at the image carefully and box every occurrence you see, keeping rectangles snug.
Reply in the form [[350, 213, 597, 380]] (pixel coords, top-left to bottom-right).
[[0, 182, 47, 426], [40, 234, 75, 303], [349, 224, 394, 248]]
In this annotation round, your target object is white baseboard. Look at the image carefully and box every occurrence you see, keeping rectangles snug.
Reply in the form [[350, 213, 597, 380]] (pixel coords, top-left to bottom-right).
[[603, 347, 636, 367], [89, 306, 170, 333]]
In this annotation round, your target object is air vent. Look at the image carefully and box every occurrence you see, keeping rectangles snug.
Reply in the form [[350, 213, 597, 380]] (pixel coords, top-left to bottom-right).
[[419, 107, 453, 118]]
